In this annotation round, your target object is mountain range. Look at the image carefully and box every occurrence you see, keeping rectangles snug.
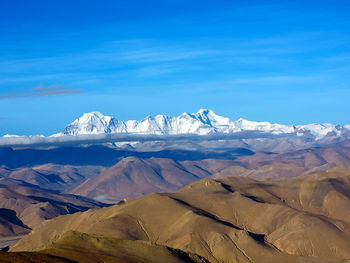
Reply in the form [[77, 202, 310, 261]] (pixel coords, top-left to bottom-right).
[[2, 110, 350, 262], [10, 167, 350, 263], [2, 109, 349, 148], [58, 109, 350, 140], [1, 139, 350, 203]]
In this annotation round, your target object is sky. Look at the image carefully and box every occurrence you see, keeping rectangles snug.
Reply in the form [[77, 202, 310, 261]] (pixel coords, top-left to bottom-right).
[[0, 0, 349, 135]]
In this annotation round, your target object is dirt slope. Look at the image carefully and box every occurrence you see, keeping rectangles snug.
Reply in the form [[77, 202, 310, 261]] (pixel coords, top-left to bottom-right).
[[11, 167, 350, 262]]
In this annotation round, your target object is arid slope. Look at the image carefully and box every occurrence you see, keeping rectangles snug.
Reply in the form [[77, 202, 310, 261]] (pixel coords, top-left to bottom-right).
[[11, 167, 350, 262], [0, 177, 105, 239], [41, 231, 207, 263], [70, 157, 236, 201]]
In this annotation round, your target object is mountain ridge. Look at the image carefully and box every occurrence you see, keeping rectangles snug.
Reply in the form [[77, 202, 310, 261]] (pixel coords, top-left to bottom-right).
[[58, 109, 350, 140]]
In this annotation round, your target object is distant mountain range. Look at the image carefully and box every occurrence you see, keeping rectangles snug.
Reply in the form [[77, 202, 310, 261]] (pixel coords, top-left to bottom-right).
[[58, 109, 350, 140], [1, 110, 349, 148]]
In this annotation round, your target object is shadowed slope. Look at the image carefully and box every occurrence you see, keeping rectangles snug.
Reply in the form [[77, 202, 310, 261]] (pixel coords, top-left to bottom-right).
[[0, 209, 30, 237], [5, 164, 103, 192], [0, 177, 106, 239], [40, 231, 208, 263], [0, 251, 75, 263]]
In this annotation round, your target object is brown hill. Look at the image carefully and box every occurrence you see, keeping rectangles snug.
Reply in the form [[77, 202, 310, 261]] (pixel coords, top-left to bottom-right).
[[69, 144, 350, 202], [70, 157, 236, 202], [0, 177, 105, 240], [0, 157, 238, 202], [214, 143, 350, 180], [41, 230, 207, 263], [1, 141, 350, 206], [11, 167, 350, 262], [1, 231, 207, 263], [1, 164, 103, 192]]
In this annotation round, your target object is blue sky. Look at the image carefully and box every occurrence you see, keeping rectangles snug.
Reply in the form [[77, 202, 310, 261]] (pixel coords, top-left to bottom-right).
[[0, 0, 349, 135]]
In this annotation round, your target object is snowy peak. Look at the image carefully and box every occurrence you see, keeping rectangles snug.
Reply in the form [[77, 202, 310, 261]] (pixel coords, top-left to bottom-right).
[[295, 123, 343, 139], [59, 110, 350, 140], [61, 111, 126, 136], [194, 109, 232, 127], [62, 112, 109, 135]]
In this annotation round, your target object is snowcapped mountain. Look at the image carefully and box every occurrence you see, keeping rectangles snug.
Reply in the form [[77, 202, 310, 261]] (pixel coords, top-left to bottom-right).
[[295, 123, 343, 140], [58, 109, 350, 140], [61, 112, 127, 136]]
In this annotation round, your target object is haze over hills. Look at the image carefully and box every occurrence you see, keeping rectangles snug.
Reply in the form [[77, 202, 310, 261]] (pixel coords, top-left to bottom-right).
[[70, 157, 238, 202], [1, 140, 350, 203], [0, 150, 243, 202], [70, 140, 350, 201]]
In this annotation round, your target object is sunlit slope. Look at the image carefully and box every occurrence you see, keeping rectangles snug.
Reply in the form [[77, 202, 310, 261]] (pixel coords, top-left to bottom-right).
[[11, 167, 350, 262], [39, 230, 207, 263]]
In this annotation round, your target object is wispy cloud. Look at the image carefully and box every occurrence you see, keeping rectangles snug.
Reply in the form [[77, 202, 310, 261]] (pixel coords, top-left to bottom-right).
[[0, 32, 349, 95], [0, 85, 82, 99], [318, 52, 350, 64], [118, 47, 217, 63], [228, 75, 327, 85]]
